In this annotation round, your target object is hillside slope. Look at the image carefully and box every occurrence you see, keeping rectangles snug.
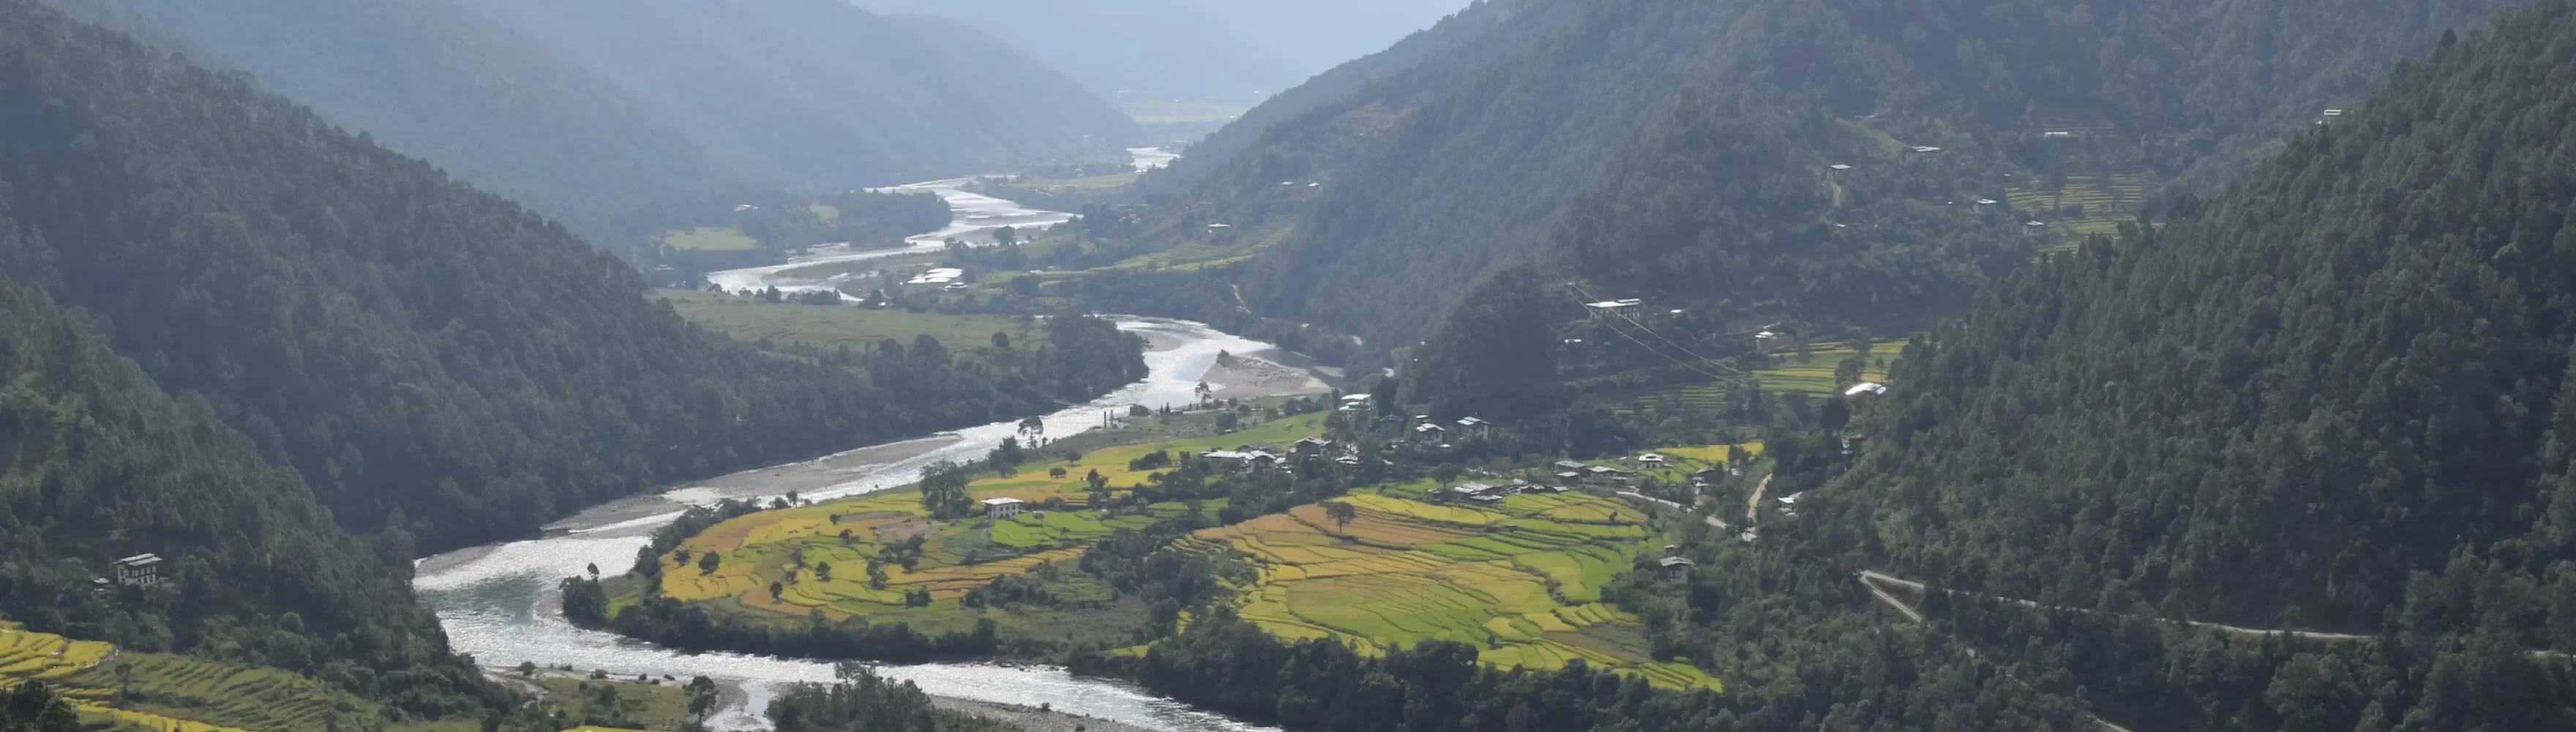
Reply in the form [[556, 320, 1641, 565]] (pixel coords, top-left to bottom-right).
[[0, 283, 484, 718], [454, 0, 1136, 187], [0, 0, 1143, 553], [1783, 4, 2576, 726], [1143, 0, 2503, 349], [47, 0, 746, 254], [851, 0, 1301, 100]]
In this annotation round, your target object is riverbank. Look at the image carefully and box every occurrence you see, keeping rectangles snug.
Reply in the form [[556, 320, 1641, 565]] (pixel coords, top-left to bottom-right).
[[940, 698, 1156, 732], [417, 318, 1298, 732]]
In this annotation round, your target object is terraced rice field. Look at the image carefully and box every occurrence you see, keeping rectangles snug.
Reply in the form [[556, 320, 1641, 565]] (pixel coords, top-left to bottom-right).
[[2007, 172, 2152, 251], [1615, 338, 1900, 416], [661, 416, 1320, 624], [1196, 488, 1720, 690], [1, 625, 370, 732], [1751, 342, 1894, 395]]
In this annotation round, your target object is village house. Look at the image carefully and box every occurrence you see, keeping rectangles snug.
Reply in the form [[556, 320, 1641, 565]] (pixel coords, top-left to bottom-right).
[[1845, 382, 1888, 397], [1202, 449, 1281, 472], [1660, 556, 1696, 582], [1636, 452, 1667, 466], [1443, 482, 1512, 504], [1412, 422, 1448, 441], [1453, 417, 1491, 440], [112, 553, 165, 588], [983, 498, 1027, 520], [1291, 437, 1335, 459]]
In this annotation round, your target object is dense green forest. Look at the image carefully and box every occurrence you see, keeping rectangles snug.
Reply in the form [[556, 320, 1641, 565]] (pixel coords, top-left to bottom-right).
[[48, 0, 1131, 258], [1113, 0, 2503, 354], [451, 0, 1135, 193], [40, 0, 746, 255], [0, 283, 489, 717], [1636, 3, 2576, 728], [0, 0, 1145, 551], [0, 683, 77, 732]]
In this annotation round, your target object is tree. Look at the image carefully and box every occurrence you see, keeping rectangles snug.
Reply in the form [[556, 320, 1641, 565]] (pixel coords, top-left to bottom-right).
[[866, 559, 889, 590], [1324, 501, 1358, 537], [814, 561, 833, 582], [686, 676, 719, 721], [585, 562, 600, 578], [699, 552, 722, 575], [918, 460, 976, 518]]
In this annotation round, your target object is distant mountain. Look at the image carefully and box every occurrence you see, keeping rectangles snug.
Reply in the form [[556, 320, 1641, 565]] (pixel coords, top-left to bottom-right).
[[0, 0, 1143, 555], [852, 0, 1303, 100], [1137, 0, 2501, 351], [1195, 0, 1469, 73], [48, 0, 1133, 255], [455, 0, 1136, 188], [0, 277, 485, 717]]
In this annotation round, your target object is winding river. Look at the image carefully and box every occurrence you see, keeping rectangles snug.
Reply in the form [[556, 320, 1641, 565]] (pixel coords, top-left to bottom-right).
[[416, 151, 1284, 732]]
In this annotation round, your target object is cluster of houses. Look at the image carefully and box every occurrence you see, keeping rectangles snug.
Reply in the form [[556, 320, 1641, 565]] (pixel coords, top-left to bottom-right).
[[1199, 436, 1368, 475], [1434, 480, 1570, 504], [904, 267, 969, 291]]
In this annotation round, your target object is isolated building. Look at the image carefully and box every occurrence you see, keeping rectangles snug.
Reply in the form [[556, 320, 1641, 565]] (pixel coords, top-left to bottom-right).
[[112, 553, 165, 588], [983, 498, 1027, 520]]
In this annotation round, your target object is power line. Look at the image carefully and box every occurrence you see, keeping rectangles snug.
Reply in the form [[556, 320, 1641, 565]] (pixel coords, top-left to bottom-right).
[[1554, 273, 1759, 384]]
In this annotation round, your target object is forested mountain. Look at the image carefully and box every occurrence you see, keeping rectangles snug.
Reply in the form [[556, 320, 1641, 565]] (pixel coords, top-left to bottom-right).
[[45, 0, 1134, 257], [1773, 3, 2576, 726], [0, 283, 487, 717], [1195, 0, 1468, 73], [42, 0, 744, 255], [1134, 0, 2503, 351], [452, 0, 1136, 189], [849, 0, 1301, 100], [0, 0, 1146, 553]]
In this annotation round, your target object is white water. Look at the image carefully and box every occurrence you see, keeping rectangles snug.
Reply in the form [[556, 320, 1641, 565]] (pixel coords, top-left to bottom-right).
[[416, 319, 1278, 731], [419, 149, 1284, 732], [703, 148, 1176, 298]]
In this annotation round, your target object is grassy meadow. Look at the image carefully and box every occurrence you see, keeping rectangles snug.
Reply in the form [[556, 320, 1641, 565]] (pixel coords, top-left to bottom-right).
[[658, 289, 1051, 353]]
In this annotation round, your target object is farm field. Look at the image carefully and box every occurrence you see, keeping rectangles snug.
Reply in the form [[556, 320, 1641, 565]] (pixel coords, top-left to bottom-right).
[[536, 676, 692, 732], [652, 414, 1328, 640], [659, 226, 760, 252], [658, 290, 1051, 353], [651, 412, 1724, 689], [1194, 483, 1721, 690], [0, 624, 410, 732], [1612, 336, 1901, 417], [2007, 171, 2152, 252]]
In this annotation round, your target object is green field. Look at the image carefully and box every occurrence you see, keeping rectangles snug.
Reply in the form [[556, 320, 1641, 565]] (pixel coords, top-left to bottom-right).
[[1, 624, 433, 732], [1751, 340, 1895, 394], [1614, 337, 1901, 417], [659, 227, 760, 252], [1198, 485, 1721, 690], [659, 289, 1049, 352], [536, 676, 692, 732], [651, 414, 1722, 689]]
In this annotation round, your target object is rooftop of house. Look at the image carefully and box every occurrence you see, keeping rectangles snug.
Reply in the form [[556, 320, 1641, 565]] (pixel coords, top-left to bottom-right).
[[114, 553, 162, 567], [982, 498, 1026, 506]]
